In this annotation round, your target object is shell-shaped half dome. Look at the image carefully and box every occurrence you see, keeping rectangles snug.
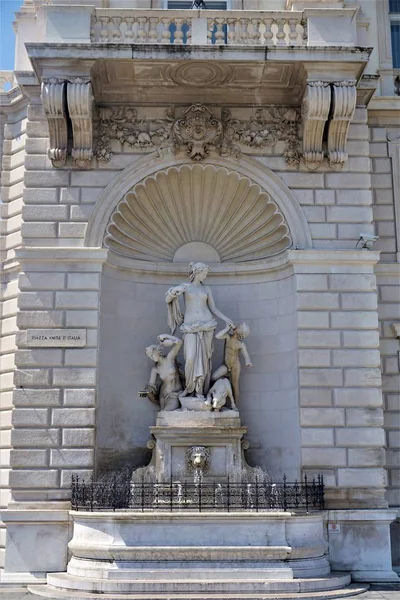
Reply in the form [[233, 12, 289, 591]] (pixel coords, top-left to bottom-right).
[[104, 164, 291, 263]]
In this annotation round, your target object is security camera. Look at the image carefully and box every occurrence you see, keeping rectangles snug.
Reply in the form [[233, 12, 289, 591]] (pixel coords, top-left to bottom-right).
[[356, 233, 379, 250]]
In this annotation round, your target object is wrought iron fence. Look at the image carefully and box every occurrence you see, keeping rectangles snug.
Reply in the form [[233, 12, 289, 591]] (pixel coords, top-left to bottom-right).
[[71, 474, 324, 512]]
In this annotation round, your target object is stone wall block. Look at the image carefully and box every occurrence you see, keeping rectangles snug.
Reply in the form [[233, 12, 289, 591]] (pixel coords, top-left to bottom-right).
[[14, 368, 51, 387], [337, 468, 387, 487], [9, 469, 59, 488], [52, 368, 97, 386], [301, 407, 345, 427], [299, 388, 333, 406], [331, 312, 379, 330], [22, 205, 69, 221], [65, 311, 98, 327], [55, 291, 99, 310], [347, 448, 386, 468], [9, 449, 48, 468], [299, 368, 343, 387], [297, 312, 330, 329], [19, 273, 65, 291], [298, 330, 341, 347], [335, 428, 386, 447], [345, 408, 384, 427], [60, 469, 93, 488], [21, 222, 57, 238], [301, 428, 334, 446], [297, 293, 339, 310], [341, 293, 378, 311], [51, 408, 95, 427], [64, 349, 98, 367], [62, 428, 95, 447], [334, 388, 383, 407], [15, 349, 63, 367], [302, 448, 346, 467], [11, 428, 61, 448], [12, 388, 61, 406], [63, 389, 95, 406], [344, 368, 382, 388], [333, 349, 381, 368], [50, 449, 94, 467], [17, 310, 64, 329], [11, 408, 50, 427]]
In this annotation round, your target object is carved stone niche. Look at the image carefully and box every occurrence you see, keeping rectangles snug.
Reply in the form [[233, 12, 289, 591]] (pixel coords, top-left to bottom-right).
[[302, 81, 331, 171], [327, 80, 356, 171], [41, 79, 68, 168]]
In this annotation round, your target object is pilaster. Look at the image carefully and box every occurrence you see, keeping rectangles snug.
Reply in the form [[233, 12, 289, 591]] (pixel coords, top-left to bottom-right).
[[290, 250, 387, 510], [1, 247, 107, 582]]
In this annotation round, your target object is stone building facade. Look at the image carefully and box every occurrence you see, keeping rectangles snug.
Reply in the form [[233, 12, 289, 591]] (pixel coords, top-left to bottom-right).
[[0, 0, 399, 586]]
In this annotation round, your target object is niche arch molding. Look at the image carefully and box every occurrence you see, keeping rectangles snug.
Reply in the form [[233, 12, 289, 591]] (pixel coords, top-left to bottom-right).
[[85, 152, 312, 256]]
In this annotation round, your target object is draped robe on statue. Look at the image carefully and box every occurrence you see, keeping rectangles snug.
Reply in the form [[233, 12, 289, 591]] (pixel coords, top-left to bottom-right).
[[167, 295, 216, 396]]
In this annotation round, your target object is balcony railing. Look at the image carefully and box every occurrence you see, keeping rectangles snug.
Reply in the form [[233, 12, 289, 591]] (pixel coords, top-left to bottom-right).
[[87, 8, 357, 47]]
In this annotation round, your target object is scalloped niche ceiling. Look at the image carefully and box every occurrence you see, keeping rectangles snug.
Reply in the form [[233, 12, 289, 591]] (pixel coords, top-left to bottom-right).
[[104, 164, 292, 263]]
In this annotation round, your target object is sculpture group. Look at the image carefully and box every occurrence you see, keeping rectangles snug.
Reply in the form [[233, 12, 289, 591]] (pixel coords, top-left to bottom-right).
[[143, 262, 252, 412]]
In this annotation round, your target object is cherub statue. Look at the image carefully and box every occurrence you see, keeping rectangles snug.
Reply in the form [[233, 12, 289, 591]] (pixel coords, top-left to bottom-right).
[[143, 334, 183, 411], [211, 323, 252, 405]]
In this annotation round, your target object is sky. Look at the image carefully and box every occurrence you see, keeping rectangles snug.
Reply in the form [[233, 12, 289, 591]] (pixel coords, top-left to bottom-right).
[[0, 0, 21, 71]]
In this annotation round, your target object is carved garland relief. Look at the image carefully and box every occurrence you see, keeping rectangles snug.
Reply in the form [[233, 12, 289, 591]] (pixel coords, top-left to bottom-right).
[[94, 104, 301, 167]]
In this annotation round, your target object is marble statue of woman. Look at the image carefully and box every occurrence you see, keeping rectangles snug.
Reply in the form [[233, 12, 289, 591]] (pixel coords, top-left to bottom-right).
[[166, 262, 234, 399]]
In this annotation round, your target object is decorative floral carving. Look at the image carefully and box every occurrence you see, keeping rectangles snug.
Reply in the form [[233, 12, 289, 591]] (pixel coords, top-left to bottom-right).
[[95, 106, 173, 162], [95, 104, 300, 165], [222, 107, 301, 166]]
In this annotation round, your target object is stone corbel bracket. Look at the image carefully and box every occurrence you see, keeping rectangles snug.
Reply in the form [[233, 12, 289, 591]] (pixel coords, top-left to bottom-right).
[[67, 78, 94, 169], [41, 79, 68, 168], [302, 81, 331, 171], [328, 80, 357, 171]]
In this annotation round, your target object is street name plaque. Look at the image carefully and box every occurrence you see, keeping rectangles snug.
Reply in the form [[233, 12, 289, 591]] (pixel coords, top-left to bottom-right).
[[26, 329, 87, 347]]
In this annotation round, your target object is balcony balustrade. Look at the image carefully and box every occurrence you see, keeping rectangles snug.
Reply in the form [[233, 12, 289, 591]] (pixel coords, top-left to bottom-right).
[[90, 10, 307, 46]]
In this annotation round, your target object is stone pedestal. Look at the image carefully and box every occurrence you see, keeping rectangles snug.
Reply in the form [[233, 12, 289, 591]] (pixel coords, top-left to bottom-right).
[[148, 410, 249, 483]]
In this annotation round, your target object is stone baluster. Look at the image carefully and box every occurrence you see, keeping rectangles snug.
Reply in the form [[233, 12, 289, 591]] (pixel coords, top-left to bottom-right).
[[239, 18, 250, 45], [263, 18, 274, 45], [214, 18, 225, 45], [110, 17, 122, 42], [288, 18, 298, 44], [161, 17, 172, 44], [173, 18, 184, 44], [185, 17, 192, 45], [149, 17, 160, 43], [125, 17, 135, 42], [207, 18, 214, 44], [227, 18, 238, 45], [99, 17, 110, 43], [137, 17, 148, 43], [275, 18, 287, 46], [250, 18, 260, 45]]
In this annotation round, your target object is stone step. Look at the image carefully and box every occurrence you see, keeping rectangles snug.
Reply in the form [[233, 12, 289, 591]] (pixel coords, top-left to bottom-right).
[[28, 582, 369, 600], [42, 573, 351, 595], [70, 567, 295, 581]]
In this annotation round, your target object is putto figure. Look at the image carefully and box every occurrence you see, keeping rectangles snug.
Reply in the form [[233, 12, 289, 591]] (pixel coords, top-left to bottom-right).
[[165, 262, 233, 399], [212, 323, 252, 405], [144, 334, 183, 411]]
